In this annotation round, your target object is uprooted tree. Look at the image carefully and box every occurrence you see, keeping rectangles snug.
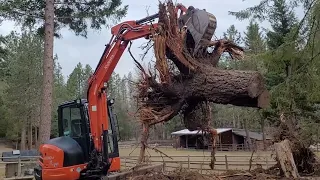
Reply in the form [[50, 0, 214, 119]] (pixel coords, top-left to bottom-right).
[[132, 1, 270, 169], [271, 112, 320, 178]]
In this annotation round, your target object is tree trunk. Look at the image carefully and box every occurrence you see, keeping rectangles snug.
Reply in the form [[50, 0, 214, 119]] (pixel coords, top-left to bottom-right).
[[244, 118, 252, 151], [182, 67, 269, 108], [274, 114, 318, 174], [232, 108, 236, 128], [274, 139, 300, 178], [261, 118, 266, 150], [137, 123, 149, 164], [140, 67, 269, 129], [20, 123, 26, 150], [39, 0, 55, 145], [28, 123, 33, 150], [35, 126, 38, 148]]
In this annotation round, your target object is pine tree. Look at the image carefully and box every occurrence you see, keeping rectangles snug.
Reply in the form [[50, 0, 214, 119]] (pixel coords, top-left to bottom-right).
[[51, 55, 68, 137], [0, 0, 128, 38], [266, 0, 298, 50], [0, 0, 128, 144], [243, 20, 266, 54], [223, 25, 242, 44], [82, 64, 93, 98], [66, 63, 94, 99], [66, 63, 83, 99], [0, 35, 8, 80], [4, 30, 43, 149]]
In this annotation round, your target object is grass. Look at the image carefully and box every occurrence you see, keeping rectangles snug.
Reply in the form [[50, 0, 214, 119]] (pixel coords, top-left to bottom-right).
[[0, 168, 5, 178]]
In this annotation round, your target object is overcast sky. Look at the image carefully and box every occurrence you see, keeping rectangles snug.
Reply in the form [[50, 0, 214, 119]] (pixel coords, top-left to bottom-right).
[[0, 0, 299, 79]]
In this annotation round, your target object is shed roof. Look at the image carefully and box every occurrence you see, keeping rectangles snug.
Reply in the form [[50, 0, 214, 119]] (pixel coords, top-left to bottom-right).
[[232, 129, 272, 140], [171, 128, 232, 136]]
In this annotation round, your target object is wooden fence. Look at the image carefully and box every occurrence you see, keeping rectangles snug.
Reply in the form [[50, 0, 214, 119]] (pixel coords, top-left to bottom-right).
[[118, 143, 274, 152], [0, 156, 38, 179], [0, 154, 277, 178], [120, 154, 277, 174]]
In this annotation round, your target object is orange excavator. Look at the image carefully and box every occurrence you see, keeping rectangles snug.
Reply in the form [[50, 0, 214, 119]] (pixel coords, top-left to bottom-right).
[[34, 3, 216, 180]]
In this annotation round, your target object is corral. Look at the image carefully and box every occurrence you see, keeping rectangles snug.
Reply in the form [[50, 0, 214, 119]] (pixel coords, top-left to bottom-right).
[[0, 142, 277, 179], [119, 146, 276, 173]]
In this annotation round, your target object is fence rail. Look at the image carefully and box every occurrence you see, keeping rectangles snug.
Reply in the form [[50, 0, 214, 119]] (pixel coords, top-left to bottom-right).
[[0, 154, 277, 178], [118, 143, 274, 151], [119, 154, 277, 174]]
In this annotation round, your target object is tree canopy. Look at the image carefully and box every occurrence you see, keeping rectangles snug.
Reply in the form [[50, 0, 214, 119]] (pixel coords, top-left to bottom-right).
[[0, 0, 128, 37]]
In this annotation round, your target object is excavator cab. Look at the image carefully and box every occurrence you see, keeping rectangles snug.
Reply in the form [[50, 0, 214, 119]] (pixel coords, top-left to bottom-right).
[[58, 98, 119, 164], [34, 98, 120, 180]]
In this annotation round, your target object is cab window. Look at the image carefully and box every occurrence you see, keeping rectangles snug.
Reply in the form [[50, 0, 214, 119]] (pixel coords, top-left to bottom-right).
[[107, 115, 114, 154], [62, 106, 82, 137]]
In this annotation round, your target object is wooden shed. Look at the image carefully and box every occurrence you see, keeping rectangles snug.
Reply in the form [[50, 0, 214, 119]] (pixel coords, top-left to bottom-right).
[[171, 128, 232, 149], [171, 128, 272, 151]]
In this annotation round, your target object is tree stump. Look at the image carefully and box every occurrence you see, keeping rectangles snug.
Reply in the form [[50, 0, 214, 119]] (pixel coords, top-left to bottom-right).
[[274, 139, 300, 178]]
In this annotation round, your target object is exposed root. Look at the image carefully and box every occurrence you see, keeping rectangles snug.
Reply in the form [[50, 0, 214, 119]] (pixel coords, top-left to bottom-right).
[[137, 122, 149, 164], [145, 144, 173, 160], [207, 128, 218, 170]]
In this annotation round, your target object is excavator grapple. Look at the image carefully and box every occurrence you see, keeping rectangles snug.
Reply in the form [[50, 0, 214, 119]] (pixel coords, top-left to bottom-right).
[[178, 6, 217, 55]]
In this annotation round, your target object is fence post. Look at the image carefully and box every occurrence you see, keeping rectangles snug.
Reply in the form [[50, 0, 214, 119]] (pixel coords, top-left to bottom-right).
[[124, 158, 127, 169], [200, 163, 203, 174], [188, 155, 190, 170], [266, 158, 269, 169], [18, 155, 21, 177], [225, 155, 229, 170]]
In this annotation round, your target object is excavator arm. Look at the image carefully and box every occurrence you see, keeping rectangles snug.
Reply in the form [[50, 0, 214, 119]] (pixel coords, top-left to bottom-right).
[[35, 3, 217, 180], [82, 5, 189, 178], [87, 20, 158, 153], [86, 3, 189, 158]]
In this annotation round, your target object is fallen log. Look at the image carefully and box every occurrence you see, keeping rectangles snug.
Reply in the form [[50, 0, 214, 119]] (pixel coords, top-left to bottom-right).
[[138, 67, 269, 127], [183, 67, 269, 108], [274, 139, 300, 178]]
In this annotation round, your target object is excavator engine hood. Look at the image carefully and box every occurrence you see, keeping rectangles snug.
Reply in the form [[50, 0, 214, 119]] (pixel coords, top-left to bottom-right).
[[35, 136, 86, 180]]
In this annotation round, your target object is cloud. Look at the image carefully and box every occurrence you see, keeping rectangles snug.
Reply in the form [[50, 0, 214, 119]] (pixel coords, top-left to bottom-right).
[[1, 0, 302, 79]]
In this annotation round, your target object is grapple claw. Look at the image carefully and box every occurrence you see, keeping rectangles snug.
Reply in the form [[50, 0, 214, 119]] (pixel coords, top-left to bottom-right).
[[178, 7, 217, 56]]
